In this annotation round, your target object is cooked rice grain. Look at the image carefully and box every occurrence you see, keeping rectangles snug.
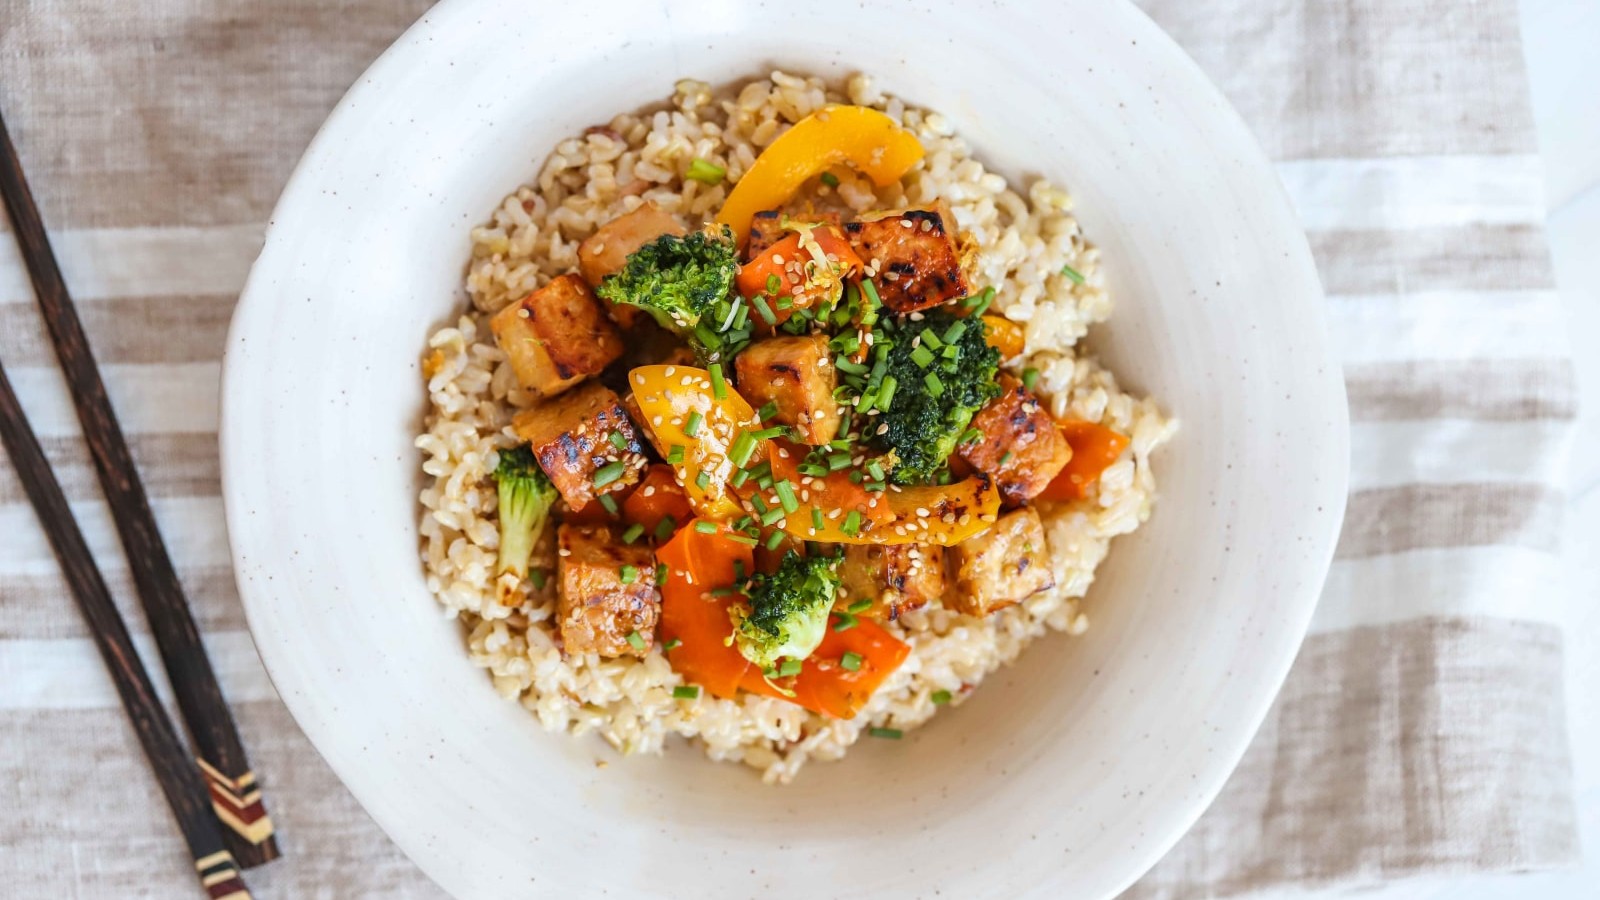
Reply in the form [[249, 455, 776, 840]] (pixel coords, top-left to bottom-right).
[[416, 72, 1175, 783]]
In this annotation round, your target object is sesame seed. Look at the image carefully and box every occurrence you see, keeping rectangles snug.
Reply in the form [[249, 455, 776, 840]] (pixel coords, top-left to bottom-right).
[[652, 416, 663, 426], [915, 507, 930, 517], [909, 312, 924, 321], [958, 513, 971, 525], [771, 253, 784, 265], [633, 373, 645, 385], [899, 219, 914, 229], [664, 366, 676, 377], [642, 486, 656, 497], [876, 424, 889, 435], [558, 549, 571, 556]]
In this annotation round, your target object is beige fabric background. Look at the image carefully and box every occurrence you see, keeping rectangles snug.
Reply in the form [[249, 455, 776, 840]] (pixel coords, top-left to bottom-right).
[[0, 1, 1579, 897]]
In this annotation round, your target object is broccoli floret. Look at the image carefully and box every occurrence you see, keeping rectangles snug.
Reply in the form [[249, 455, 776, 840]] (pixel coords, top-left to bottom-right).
[[492, 445, 557, 604], [594, 226, 740, 358], [872, 309, 1001, 484], [734, 548, 843, 670]]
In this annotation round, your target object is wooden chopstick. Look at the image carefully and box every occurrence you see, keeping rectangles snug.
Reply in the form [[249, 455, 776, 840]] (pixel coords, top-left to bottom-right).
[[0, 107, 279, 867], [0, 359, 253, 900]]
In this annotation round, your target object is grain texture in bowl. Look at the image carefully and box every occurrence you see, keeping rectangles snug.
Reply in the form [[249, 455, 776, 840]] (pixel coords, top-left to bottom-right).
[[417, 71, 1175, 782]]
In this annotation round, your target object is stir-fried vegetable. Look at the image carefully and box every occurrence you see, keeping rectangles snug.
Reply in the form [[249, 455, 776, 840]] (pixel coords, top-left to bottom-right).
[[1038, 420, 1131, 501], [981, 315, 1026, 359], [715, 106, 925, 242], [629, 364, 772, 520], [492, 445, 557, 605], [732, 548, 842, 670], [621, 463, 693, 536], [740, 612, 911, 718], [655, 521, 755, 699], [735, 224, 863, 324], [595, 228, 741, 359], [871, 308, 1002, 484]]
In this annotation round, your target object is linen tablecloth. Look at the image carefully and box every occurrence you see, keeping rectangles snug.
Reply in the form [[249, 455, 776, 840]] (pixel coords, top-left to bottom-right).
[[0, 1, 1579, 897]]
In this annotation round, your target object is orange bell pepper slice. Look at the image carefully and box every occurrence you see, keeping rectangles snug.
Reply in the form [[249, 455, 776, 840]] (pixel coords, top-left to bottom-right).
[[716, 105, 925, 243], [629, 365, 767, 521], [1039, 421, 1131, 501], [981, 315, 1026, 359], [656, 521, 756, 699], [622, 464, 693, 535]]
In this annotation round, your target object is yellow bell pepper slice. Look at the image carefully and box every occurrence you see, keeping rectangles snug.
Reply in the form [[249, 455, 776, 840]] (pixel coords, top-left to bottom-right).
[[982, 315, 1026, 359], [627, 365, 766, 521], [716, 105, 925, 244]]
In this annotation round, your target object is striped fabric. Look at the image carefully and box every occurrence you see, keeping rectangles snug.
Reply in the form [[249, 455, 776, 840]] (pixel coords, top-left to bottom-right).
[[0, 1, 1577, 897]]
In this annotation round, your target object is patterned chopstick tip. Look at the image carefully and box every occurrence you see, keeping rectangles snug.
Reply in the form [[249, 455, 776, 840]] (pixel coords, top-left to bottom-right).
[[195, 850, 252, 900], [197, 758, 275, 846]]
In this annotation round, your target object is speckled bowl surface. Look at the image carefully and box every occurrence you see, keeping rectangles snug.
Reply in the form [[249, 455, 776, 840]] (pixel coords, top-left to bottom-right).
[[221, 0, 1348, 896]]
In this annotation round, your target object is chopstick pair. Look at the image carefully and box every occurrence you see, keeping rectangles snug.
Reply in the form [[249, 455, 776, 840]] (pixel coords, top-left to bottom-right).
[[0, 107, 276, 896]]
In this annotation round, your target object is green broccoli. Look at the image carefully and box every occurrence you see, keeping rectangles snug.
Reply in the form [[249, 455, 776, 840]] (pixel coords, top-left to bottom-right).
[[594, 226, 744, 360], [734, 548, 843, 671], [871, 308, 1001, 484], [492, 445, 557, 604]]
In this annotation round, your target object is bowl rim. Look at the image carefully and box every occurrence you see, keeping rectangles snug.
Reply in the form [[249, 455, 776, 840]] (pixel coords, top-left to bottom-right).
[[220, 0, 1349, 896]]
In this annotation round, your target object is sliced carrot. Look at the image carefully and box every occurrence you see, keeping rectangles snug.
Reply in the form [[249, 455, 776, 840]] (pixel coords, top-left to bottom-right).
[[621, 464, 693, 535], [739, 614, 910, 719], [766, 439, 893, 533], [735, 226, 862, 325], [1038, 421, 1130, 501], [655, 521, 755, 699]]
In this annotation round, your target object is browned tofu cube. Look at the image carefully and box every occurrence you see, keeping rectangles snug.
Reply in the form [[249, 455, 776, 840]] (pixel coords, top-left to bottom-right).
[[512, 382, 648, 509], [959, 374, 1073, 505], [743, 209, 841, 263], [844, 206, 970, 312], [837, 543, 946, 620], [578, 203, 685, 327], [490, 274, 625, 397], [556, 523, 659, 657], [733, 335, 839, 445], [946, 507, 1054, 617]]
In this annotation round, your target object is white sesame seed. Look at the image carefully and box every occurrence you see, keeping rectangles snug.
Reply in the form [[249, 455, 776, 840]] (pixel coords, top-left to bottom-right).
[[642, 486, 656, 497], [915, 507, 930, 518], [909, 311, 924, 321], [958, 513, 971, 525], [633, 373, 646, 385], [876, 424, 889, 435], [558, 549, 571, 557], [899, 219, 914, 229], [652, 416, 663, 426], [664, 366, 676, 377], [771, 253, 784, 265]]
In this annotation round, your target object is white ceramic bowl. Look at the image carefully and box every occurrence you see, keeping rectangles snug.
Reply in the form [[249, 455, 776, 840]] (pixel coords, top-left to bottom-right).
[[221, 1, 1348, 896]]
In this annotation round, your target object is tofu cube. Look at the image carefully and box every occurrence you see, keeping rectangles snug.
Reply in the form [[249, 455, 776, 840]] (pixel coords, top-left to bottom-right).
[[959, 374, 1073, 504], [556, 523, 659, 657], [837, 542, 946, 620], [743, 209, 841, 263], [733, 335, 840, 445], [512, 382, 649, 509], [843, 206, 970, 312], [490, 274, 624, 397], [946, 507, 1055, 616], [578, 203, 685, 327]]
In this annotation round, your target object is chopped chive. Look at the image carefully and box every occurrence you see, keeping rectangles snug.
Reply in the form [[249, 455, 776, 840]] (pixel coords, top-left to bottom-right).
[[709, 363, 729, 399], [778, 657, 804, 677], [799, 462, 829, 478], [942, 342, 960, 360], [734, 560, 746, 580], [593, 461, 627, 488], [619, 564, 639, 585], [672, 684, 699, 699], [734, 515, 754, 531], [957, 427, 983, 445], [746, 462, 773, 481], [1021, 367, 1041, 391], [853, 386, 877, 413], [963, 286, 996, 316], [656, 562, 668, 583], [775, 480, 799, 513], [529, 569, 548, 590], [820, 171, 840, 188], [686, 157, 726, 184], [842, 509, 862, 537], [848, 598, 873, 614], [942, 320, 968, 344], [867, 726, 902, 740], [827, 452, 852, 471], [750, 493, 768, 514], [874, 375, 898, 411], [840, 651, 863, 671], [749, 426, 787, 440], [765, 273, 781, 294], [731, 469, 751, 488], [847, 469, 864, 484], [999, 451, 1015, 466], [833, 612, 858, 632], [654, 516, 676, 541], [910, 345, 936, 368], [695, 470, 711, 491], [625, 630, 647, 652], [666, 444, 685, 465], [931, 689, 953, 705], [621, 523, 645, 544], [830, 332, 860, 354], [607, 430, 628, 451], [924, 372, 945, 398], [764, 529, 786, 550], [920, 328, 943, 350], [865, 460, 886, 481], [729, 431, 757, 468], [864, 480, 886, 492], [727, 533, 759, 546], [811, 508, 825, 530], [695, 520, 718, 534], [693, 323, 723, 351], [682, 411, 703, 438], [1060, 263, 1085, 284], [860, 279, 882, 310], [752, 294, 777, 325], [775, 295, 794, 311], [760, 507, 786, 526], [663, 637, 682, 651], [757, 401, 779, 422], [709, 585, 741, 597], [732, 303, 750, 330], [836, 356, 869, 376]]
